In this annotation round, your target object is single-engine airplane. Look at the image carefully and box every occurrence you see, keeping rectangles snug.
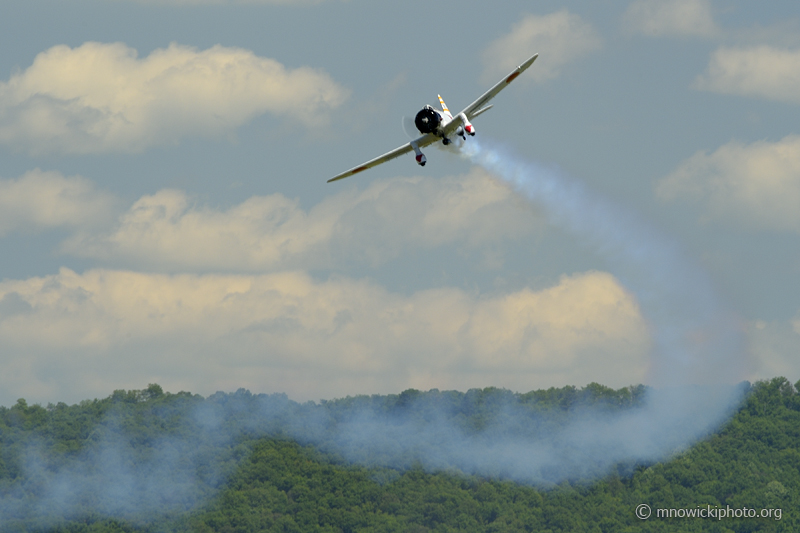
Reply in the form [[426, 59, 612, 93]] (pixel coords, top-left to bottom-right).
[[327, 53, 538, 183]]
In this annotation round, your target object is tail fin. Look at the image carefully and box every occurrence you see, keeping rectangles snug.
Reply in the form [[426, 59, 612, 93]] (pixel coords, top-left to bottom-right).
[[437, 95, 453, 119]]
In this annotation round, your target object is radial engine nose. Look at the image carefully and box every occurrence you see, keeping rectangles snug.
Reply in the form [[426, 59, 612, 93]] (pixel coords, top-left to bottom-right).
[[414, 107, 441, 134]]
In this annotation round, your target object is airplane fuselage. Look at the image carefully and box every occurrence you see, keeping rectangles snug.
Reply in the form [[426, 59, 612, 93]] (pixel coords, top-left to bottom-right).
[[326, 53, 537, 183], [414, 104, 465, 146]]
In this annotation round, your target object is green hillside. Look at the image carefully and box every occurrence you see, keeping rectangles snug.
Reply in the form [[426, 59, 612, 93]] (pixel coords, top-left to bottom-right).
[[0, 378, 797, 532]]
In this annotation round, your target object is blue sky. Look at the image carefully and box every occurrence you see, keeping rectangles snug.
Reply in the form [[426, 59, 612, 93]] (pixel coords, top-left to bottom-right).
[[0, 0, 798, 406]]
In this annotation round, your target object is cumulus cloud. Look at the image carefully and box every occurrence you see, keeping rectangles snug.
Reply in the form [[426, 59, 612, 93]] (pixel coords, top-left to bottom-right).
[[481, 11, 602, 84], [622, 0, 719, 38], [656, 135, 800, 231], [694, 46, 800, 104], [0, 169, 116, 236], [0, 268, 649, 405], [64, 170, 541, 271], [0, 42, 349, 154]]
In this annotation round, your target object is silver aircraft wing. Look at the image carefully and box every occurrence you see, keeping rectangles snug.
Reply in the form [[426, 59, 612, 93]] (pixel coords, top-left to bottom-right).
[[461, 53, 538, 121], [439, 54, 538, 138], [327, 133, 438, 183]]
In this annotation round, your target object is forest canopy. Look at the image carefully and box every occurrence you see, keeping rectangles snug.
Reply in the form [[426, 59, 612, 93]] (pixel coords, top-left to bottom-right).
[[0, 378, 797, 532]]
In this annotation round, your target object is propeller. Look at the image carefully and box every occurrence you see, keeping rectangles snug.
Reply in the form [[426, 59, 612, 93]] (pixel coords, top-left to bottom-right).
[[402, 115, 418, 139]]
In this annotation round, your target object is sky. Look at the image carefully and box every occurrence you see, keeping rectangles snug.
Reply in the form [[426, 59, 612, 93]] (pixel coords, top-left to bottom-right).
[[0, 0, 798, 407]]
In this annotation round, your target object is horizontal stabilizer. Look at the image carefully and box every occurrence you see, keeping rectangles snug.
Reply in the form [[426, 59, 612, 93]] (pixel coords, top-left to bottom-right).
[[471, 104, 493, 119]]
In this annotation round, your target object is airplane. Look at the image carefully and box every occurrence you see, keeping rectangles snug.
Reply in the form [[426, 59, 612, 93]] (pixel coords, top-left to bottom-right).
[[327, 53, 538, 183]]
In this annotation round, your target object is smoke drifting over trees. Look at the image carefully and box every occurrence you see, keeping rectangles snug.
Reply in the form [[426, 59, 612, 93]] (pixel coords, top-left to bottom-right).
[[1, 380, 771, 530]]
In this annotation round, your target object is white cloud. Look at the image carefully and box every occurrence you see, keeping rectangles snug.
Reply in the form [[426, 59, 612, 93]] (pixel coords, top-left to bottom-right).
[[64, 170, 541, 271], [0, 42, 349, 154], [694, 46, 800, 104], [0, 268, 649, 405], [622, 0, 719, 38], [481, 11, 602, 84], [656, 135, 800, 231], [0, 169, 116, 236]]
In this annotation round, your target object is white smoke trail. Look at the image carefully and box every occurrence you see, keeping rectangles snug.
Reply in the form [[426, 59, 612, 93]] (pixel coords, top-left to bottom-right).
[[271, 132, 753, 481], [460, 138, 746, 386], [0, 141, 754, 528], [400, 137, 753, 478]]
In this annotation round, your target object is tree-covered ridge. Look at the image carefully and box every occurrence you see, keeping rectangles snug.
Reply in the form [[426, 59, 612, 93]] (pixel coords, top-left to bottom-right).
[[0, 378, 797, 532], [174, 378, 800, 533]]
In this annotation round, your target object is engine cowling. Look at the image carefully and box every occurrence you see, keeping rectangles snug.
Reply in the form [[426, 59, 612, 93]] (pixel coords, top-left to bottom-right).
[[414, 106, 441, 134]]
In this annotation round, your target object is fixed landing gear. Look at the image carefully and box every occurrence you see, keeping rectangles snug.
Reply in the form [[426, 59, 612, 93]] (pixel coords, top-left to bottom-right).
[[442, 137, 451, 145]]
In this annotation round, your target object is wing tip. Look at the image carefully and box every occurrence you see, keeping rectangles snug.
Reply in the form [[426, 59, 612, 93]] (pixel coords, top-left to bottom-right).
[[327, 165, 369, 183], [506, 53, 539, 83], [522, 53, 538, 69]]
